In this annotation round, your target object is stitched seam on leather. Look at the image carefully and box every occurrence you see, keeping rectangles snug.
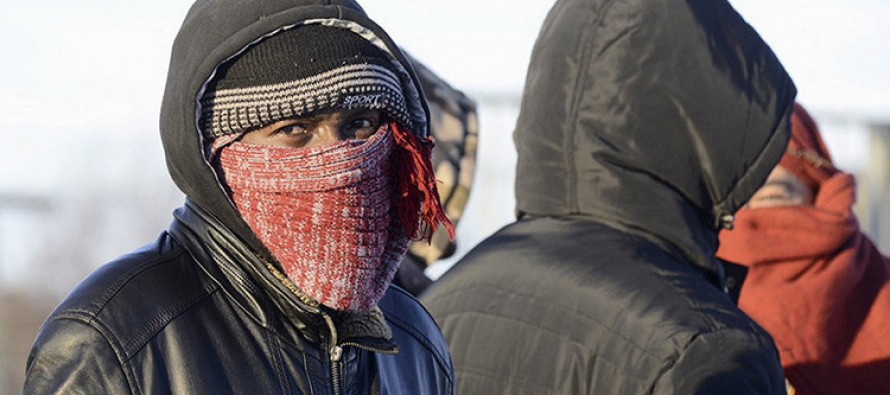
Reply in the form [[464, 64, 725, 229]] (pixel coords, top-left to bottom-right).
[[88, 249, 189, 315], [267, 329, 292, 394], [301, 345, 318, 395], [120, 282, 219, 359], [49, 313, 140, 394]]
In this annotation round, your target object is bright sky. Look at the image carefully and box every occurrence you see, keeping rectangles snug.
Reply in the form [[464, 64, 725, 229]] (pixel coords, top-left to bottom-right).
[[1, 0, 888, 131], [1, 0, 888, 286], [369, 0, 890, 116]]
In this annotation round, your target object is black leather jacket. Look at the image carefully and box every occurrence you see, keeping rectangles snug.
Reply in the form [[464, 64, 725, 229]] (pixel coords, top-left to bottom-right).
[[26, 0, 455, 392], [24, 202, 453, 394]]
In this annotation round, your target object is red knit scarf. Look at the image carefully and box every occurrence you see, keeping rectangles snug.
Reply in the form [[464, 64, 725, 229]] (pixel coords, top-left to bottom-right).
[[718, 173, 890, 395], [217, 124, 433, 312]]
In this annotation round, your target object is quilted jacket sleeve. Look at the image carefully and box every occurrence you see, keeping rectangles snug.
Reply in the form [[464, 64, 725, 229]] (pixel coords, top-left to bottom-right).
[[654, 328, 787, 395]]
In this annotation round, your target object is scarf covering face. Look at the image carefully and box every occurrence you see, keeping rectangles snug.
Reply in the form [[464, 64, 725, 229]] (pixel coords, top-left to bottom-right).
[[216, 125, 409, 312], [718, 173, 890, 395], [718, 104, 890, 395], [717, 104, 890, 395]]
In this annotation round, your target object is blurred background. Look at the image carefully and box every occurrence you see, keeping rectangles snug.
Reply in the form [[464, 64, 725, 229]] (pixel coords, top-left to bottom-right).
[[1, 0, 889, 392]]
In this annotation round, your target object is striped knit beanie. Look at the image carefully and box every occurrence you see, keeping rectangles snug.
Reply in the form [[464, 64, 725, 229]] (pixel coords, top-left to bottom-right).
[[200, 24, 411, 140]]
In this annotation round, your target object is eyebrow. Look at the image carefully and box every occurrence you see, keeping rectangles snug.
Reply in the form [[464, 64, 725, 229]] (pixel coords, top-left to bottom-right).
[[342, 108, 380, 117], [761, 179, 797, 192], [290, 114, 326, 123]]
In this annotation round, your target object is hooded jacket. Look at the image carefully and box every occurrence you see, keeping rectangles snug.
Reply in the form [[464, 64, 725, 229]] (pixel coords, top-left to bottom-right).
[[718, 104, 890, 395], [24, 1, 453, 394], [421, 0, 796, 393]]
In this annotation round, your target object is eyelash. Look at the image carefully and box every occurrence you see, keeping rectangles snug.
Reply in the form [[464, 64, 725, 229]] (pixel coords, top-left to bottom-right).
[[277, 124, 309, 136], [272, 113, 383, 138], [353, 115, 384, 128], [757, 194, 788, 201]]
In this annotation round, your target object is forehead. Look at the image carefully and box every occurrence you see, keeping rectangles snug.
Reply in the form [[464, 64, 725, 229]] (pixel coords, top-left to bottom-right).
[[767, 166, 800, 183], [764, 166, 808, 192]]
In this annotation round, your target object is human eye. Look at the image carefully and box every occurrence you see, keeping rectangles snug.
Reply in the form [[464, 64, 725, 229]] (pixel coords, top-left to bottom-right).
[[344, 111, 383, 140], [240, 121, 310, 148], [275, 123, 309, 136]]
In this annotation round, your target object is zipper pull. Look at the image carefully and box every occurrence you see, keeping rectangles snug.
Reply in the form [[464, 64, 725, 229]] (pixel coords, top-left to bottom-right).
[[330, 345, 343, 362], [321, 311, 342, 362], [719, 213, 735, 230]]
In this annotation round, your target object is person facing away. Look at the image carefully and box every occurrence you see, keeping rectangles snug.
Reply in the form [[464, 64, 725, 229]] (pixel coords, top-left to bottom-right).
[[420, 0, 797, 393], [718, 103, 890, 395], [23, 0, 457, 393]]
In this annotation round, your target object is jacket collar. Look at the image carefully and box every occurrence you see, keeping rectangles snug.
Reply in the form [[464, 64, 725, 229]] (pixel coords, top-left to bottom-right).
[[168, 200, 397, 353]]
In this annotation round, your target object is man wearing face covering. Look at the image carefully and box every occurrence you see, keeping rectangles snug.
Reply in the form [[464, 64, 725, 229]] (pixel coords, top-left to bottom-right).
[[718, 103, 890, 395], [421, 0, 797, 393], [23, 1, 455, 393]]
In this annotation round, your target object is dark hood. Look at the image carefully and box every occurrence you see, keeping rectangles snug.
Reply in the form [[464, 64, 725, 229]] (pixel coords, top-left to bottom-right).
[[514, 0, 796, 280], [160, 0, 430, 261]]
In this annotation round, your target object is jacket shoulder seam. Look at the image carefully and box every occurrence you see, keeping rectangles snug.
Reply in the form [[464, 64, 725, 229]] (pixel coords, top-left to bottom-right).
[[45, 313, 139, 393], [57, 245, 221, 361], [653, 326, 775, 391], [87, 248, 190, 315], [120, 282, 219, 359]]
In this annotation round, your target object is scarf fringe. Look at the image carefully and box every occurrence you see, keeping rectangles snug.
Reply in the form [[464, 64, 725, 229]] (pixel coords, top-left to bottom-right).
[[390, 122, 455, 243]]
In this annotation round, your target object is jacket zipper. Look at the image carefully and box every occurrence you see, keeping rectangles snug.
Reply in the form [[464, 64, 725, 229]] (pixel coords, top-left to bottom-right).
[[320, 313, 399, 395], [323, 312, 343, 395], [339, 341, 398, 355]]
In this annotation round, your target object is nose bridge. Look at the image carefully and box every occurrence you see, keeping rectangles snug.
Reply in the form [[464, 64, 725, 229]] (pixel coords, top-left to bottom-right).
[[316, 117, 344, 144]]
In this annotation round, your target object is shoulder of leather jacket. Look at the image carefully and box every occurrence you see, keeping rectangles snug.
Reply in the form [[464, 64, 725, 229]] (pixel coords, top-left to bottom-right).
[[49, 232, 218, 359]]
